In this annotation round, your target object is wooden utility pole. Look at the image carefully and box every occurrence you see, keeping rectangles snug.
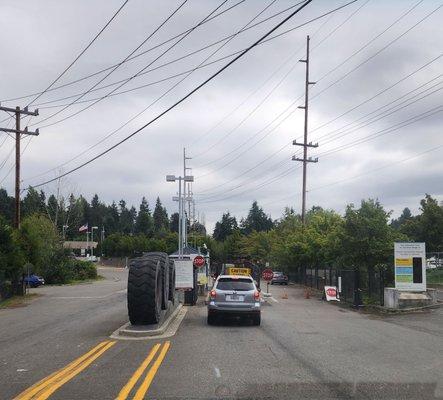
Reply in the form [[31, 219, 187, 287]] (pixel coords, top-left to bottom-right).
[[292, 35, 318, 225], [0, 105, 40, 228]]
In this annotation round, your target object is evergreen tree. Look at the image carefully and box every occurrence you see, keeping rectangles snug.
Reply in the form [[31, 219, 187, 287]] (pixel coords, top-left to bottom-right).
[[22, 187, 45, 217], [240, 201, 273, 234], [119, 200, 134, 234], [104, 201, 120, 235], [170, 212, 179, 233], [153, 197, 168, 233], [135, 197, 153, 235], [213, 212, 238, 241]]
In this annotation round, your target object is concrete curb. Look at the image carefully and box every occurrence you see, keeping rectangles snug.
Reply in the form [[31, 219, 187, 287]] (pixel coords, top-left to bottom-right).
[[364, 301, 443, 314], [111, 304, 183, 339]]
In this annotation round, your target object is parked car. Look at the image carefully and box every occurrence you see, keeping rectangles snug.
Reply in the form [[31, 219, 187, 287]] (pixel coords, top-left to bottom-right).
[[24, 274, 45, 288], [207, 275, 261, 325], [271, 271, 288, 285]]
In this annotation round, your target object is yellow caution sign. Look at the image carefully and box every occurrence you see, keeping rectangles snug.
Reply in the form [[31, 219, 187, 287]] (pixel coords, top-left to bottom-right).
[[226, 267, 251, 276]]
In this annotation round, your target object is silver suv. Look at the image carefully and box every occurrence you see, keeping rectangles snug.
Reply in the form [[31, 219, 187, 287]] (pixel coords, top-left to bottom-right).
[[207, 275, 261, 325]]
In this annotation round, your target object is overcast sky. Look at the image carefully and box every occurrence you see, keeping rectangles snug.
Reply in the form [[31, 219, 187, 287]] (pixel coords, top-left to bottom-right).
[[0, 0, 442, 233]]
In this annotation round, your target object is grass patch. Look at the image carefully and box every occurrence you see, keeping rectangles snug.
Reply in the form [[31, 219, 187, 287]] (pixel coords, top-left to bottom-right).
[[0, 293, 40, 309], [426, 268, 443, 284]]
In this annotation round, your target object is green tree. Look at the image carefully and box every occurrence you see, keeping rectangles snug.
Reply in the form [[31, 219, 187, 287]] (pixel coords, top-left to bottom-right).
[[391, 207, 413, 230], [169, 212, 179, 233], [0, 188, 14, 224], [19, 214, 62, 278], [406, 194, 443, 251], [340, 199, 407, 284], [135, 197, 153, 235], [119, 200, 134, 234], [153, 197, 168, 234], [22, 187, 45, 217], [240, 201, 273, 234], [213, 212, 238, 241], [0, 216, 25, 287]]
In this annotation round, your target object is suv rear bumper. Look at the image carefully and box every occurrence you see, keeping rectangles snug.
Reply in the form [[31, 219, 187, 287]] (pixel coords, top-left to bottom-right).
[[208, 308, 260, 316], [207, 302, 260, 314]]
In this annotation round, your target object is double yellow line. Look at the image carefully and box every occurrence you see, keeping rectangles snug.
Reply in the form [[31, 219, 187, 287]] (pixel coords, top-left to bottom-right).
[[117, 341, 171, 400], [14, 340, 116, 400]]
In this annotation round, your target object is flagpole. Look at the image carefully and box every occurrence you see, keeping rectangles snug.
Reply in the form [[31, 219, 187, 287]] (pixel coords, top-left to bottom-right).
[[86, 231, 89, 257]]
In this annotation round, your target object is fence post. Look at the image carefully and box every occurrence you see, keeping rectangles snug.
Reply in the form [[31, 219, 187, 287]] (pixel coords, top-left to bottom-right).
[[353, 269, 362, 307], [380, 269, 385, 306]]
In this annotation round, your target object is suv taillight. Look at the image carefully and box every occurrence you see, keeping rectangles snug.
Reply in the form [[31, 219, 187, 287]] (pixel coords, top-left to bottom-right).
[[210, 290, 216, 299], [254, 291, 260, 301]]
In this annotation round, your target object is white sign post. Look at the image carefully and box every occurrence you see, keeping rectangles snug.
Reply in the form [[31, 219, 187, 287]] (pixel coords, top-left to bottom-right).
[[394, 242, 426, 291], [174, 260, 194, 289]]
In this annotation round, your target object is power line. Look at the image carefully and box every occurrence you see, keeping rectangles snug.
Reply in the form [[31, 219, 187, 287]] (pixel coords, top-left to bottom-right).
[[28, 0, 130, 108], [316, 78, 442, 146], [197, 106, 441, 206], [196, 104, 442, 204], [32, 1, 303, 110], [194, 55, 441, 196], [309, 53, 442, 135], [309, 2, 442, 103], [33, 0, 188, 115], [24, 0, 356, 184], [23, 0, 286, 183], [28, 0, 314, 189], [192, 0, 428, 173], [318, 106, 442, 157], [1, 0, 247, 104], [33, 0, 211, 128], [31, 1, 323, 113], [188, 6, 337, 148]]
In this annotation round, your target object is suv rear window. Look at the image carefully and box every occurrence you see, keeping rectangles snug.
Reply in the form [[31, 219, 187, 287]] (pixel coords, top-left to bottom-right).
[[216, 278, 255, 291]]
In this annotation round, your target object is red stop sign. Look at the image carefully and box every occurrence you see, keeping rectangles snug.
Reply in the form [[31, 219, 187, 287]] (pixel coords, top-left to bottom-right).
[[193, 255, 205, 268], [326, 287, 336, 297], [262, 269, 274, 281]]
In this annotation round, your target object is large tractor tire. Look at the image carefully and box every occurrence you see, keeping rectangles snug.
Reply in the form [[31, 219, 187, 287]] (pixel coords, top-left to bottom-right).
[[142, 252, 169, 310], [127, 254, 164, 325], [168, 259, 175, 304]]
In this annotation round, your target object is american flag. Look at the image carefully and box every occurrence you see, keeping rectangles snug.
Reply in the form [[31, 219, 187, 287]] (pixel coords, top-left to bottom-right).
[[78, 223, 88, 233]]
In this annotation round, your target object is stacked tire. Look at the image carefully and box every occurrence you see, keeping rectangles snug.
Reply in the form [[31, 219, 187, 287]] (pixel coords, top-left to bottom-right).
[[127, 252, 174, 325]]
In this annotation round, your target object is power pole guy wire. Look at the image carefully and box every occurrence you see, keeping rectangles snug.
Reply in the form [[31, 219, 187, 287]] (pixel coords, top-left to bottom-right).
[[29, 0, 313, 189]]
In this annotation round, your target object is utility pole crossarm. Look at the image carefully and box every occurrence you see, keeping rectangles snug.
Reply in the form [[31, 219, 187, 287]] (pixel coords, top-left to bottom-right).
[[292, 156, 318, 163], [0, 105, 39, 116], [0, 127, 40, 136], [292, 140, 318, 148]]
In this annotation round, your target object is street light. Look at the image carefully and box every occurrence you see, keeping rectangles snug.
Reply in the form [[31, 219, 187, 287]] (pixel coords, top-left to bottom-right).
[[91, 226, 98, 257], [166, 175, 193, 258]]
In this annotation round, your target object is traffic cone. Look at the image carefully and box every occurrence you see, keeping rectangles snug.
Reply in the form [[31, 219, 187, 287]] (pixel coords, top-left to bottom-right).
[[282, 288, 288, 299]]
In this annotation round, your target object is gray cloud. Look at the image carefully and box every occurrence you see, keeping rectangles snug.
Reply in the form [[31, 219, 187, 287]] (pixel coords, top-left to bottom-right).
[[0, 0, 442, 234]]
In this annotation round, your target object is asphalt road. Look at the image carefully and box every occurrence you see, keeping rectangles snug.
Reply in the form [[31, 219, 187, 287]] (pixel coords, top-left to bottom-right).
[[1, 271, 442, 400]]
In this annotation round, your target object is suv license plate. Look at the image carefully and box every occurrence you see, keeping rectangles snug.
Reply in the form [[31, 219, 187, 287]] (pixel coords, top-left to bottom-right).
[[226, 295, 244, 302]]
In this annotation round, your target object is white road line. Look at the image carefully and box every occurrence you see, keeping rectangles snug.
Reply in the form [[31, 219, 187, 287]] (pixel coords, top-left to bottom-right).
[[214, 366, 221, 378], [53, 289, 127, 299], [270, 297, 279, 303]]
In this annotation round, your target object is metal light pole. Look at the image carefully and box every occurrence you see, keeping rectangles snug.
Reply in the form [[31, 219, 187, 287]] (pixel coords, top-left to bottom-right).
[[167, 174, 194, 259], [62, 224, 68, 240], [91, 226, 98, 257], [101, 226, 105, 257]]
